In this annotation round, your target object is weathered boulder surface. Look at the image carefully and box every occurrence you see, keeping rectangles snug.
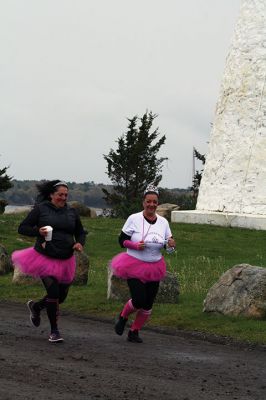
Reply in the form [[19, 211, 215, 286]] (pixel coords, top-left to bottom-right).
[[0, 244, 13, 275], [107, 269, 179, 304], [12, 267, 39, 285], [73, 250, 89, 285], [203, 264, 266, 318], [156, 203, 179, 221]]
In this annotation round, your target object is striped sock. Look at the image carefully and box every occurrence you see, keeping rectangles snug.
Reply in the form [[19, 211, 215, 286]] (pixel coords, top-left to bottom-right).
[[121, 299, 137, 319], [130, 309, 152, 331]]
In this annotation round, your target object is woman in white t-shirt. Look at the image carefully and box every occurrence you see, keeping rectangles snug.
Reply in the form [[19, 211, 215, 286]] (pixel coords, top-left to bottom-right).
[[110, 185, 176, 343]]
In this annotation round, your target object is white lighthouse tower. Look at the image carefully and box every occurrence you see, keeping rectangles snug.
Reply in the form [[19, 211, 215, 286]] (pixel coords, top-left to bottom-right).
[[172, 0, 266, 229]]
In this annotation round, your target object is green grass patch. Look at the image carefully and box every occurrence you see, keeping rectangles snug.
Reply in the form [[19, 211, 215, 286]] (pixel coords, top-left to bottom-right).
[[1, 213, 266, 344]]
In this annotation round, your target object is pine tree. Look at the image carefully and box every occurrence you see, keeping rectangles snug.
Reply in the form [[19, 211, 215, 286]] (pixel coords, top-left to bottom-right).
[[192, 148, 205, 198], [0, 165, 13, 193], [103, 111, 167, 217], [0, 164, 13, 213]]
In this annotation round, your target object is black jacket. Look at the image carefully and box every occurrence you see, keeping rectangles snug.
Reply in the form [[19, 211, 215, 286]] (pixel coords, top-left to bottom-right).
[[18, 201, 87, 259]]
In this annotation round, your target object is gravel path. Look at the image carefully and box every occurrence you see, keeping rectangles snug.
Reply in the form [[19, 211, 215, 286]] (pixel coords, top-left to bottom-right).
[[0, 302, 265, 400]]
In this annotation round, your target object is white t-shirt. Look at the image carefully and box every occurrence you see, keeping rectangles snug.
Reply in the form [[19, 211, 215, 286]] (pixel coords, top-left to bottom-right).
[[122, 211, 172, 262]]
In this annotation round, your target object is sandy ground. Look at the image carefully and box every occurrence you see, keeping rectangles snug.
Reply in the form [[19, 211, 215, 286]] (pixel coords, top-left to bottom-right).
[[0, 301, 265, 400]]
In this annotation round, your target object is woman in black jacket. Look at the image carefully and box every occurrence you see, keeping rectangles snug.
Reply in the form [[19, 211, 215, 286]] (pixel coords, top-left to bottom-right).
[[12, 180, 87, 343]]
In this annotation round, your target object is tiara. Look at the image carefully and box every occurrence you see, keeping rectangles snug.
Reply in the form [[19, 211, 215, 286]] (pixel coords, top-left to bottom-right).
[[53, 181, 68, 188], [144, 184, 159, 196]]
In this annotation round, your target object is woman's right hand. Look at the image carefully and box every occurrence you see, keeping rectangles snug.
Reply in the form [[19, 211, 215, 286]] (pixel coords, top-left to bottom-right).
[[123, 240, 145, 251], [39, 226, 49, 237], [137, 240, 145, 250]]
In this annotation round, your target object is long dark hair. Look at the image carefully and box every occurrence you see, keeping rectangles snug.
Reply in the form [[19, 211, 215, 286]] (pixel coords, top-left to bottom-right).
[[35, 180, 68, 203]]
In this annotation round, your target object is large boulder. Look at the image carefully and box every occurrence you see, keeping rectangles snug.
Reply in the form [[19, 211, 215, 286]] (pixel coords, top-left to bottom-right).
[[73, 250, 89, 285], [68, 201, 97, 218], [156, 203, 179, 221], [12, 267, 39, 285], [107, 269, 179, 304], [203, 264, 266, 319], [0, 244, 13, 275]]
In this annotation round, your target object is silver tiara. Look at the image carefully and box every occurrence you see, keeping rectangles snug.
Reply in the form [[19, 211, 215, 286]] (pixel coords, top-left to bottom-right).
[[54, 181, 68, 187], [144, 184, 159, 196]]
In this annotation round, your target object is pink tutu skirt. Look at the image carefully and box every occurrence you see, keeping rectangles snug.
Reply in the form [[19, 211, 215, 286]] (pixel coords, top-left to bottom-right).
[[12, 247, 76, 284], [110, 252, 166, 283]]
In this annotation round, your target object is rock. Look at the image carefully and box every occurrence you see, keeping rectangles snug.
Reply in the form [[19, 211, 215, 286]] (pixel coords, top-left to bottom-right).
[[12, 267, 39, 285], [107, 269, 179, 304], [68, 201, 97, 218], [203, 264, 266, 319], [0, 244, 13, 275], [156, 272, 180, 303], [107, 269, 129, 302], [156, 203, 179, 221], [73, 250, 89, 285]]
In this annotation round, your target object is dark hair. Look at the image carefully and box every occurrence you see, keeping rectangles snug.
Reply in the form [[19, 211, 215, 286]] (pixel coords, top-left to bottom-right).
[[35, 180, 68, 203], [143, 191, 159, 200]]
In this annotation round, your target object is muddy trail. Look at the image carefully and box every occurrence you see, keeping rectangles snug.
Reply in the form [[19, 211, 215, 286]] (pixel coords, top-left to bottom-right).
[[0, 302, 265, 400]]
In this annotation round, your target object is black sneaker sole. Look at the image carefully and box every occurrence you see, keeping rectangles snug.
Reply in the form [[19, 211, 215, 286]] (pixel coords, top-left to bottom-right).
[[27, 300, 41, 327], [127, 337, 143, 343], [48, 338, 64, 343]]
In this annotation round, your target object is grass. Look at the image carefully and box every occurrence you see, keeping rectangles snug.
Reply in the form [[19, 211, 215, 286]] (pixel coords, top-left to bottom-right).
[[1, 212, 266, 344]]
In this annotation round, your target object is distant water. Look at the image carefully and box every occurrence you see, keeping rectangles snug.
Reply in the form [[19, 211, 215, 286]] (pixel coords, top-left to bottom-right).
[[4, 205, 33, 214], [4, 205, 104, 216]]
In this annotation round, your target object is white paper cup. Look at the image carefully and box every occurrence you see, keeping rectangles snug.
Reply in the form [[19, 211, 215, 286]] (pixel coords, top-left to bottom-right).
[[43, 226, 53, 241]]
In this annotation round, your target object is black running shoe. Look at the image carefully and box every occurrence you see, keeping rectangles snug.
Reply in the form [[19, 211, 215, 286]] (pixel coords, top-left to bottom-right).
[[115, 314, 128, 336], [27, 300, 41, 327], [127, 329, 143, 343], [49, 331, 64, 343]]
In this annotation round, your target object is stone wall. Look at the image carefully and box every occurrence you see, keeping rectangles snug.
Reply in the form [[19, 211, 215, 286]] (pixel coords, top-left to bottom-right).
[[197, 0, 266, 215]]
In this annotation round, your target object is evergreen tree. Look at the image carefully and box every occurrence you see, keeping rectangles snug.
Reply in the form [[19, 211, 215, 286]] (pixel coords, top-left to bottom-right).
[[0, 165, 13, 193], [192, 148, 206, 199], [103, 111, 167, 217], [0, 164, 13, 213]]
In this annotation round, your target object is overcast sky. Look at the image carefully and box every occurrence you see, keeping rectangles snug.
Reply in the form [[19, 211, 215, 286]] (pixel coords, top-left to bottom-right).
[[1, 0, 241, 189]]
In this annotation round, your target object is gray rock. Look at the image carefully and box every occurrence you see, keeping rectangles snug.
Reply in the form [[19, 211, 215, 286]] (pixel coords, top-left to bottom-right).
[[156, 203, 179, 221], [107, 269, 179, 304], [156, 272, 180, 303], [0, 244, 13, 275], [73, 250, 89, 285], [12, 267, 40, 285], [203, 264, 266, 318]]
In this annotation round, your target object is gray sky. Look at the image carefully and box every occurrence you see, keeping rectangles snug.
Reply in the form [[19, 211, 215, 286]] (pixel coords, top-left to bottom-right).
[[1, 0, 241, 189]]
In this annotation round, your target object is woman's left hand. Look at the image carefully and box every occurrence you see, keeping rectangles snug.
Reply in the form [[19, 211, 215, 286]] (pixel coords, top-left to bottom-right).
[[73, 242, 83, 252], [167, 238, 176, 248]]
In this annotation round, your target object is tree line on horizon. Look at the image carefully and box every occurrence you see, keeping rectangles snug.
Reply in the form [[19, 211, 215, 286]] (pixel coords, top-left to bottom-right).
[[1, 110, 205, 216], [1, 179, 192, 209]]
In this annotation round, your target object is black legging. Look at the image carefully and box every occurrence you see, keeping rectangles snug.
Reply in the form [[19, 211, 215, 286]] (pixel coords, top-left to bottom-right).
[[34, 276, 70, 332], [127, 278, 159, 310], [41, 276, 70, 303]]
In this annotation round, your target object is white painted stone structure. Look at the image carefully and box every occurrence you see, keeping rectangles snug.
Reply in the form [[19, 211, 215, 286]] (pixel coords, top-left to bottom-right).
[[172, 0, 266, 230]]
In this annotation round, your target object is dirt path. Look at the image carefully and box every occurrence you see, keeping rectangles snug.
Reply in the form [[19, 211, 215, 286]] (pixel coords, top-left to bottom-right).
[[0, 302, 265, 400]]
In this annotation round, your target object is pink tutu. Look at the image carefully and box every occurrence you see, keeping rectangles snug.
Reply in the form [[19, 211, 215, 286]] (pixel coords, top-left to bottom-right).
[[110, 252, 166, 283], [12, 247, 76, 284]]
